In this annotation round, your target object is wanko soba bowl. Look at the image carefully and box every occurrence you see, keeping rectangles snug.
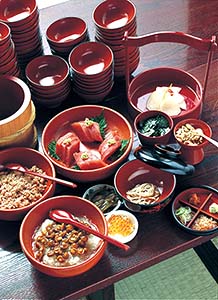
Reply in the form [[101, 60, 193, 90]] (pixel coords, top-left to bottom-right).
[[127, 67, 203, 124]]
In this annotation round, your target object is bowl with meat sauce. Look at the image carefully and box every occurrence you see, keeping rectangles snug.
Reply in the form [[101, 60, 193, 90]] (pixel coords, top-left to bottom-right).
[[41, 104, 133, 183], [0, 147, 56, 221], [172, 186, 218, 235], [19, 195, 108, 277], [134, 110, 173, 145], [174, 118, 212, 165], [114, 159, 176, 213]]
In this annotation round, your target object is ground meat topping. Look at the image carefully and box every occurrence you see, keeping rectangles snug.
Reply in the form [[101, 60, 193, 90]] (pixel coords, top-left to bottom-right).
[[0, 166, 47, 209]]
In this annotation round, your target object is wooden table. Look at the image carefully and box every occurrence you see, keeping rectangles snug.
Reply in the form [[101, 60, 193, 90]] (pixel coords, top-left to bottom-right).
[[1, 1, 218, 299]]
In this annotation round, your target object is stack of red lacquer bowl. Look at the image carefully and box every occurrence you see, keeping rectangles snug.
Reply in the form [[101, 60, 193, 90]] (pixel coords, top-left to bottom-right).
[[0, 22, 20, 77], [93, 0, 139, 77], [0, 0, 43, 72]]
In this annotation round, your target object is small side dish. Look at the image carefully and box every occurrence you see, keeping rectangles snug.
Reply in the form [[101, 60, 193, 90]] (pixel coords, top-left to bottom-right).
[[137, 114, 170, 137], [106, 210, 138, 244], [172, 186, 218, 235], [83, 184, 122, 215], [175, 123, 203, 145]]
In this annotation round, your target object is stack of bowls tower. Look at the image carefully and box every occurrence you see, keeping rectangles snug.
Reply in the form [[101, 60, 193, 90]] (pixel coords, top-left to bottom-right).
[[0, 0, 43, 74], [0, 22, 20, 77], [93, 0, 139, 77]]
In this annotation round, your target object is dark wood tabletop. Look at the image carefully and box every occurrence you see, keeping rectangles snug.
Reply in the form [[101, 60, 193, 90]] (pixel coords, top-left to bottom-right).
[[1, 1, 218, 300]]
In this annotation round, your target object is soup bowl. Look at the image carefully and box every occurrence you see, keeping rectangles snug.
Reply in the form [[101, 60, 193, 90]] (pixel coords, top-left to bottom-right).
[[127, 67, 203, 124], [19, 195, 108, 277], [41, 105, 133, 182], [114, 159, 176, 213]]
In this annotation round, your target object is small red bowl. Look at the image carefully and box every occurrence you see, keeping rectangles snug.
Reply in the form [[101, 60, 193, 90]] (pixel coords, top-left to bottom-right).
[[69, 41, 113, 76], [46, 17, 87, 48], [174, 118, 212, 165], [0, 0, 37, 27], [134, 110, 173, 146], [128, 67, 203, 124], [19, 195, 108, 277], [0, 147, 56, 221], [25, 55, 70, 89], [114, 159, 176, 213], [93, 0, 136, 31]]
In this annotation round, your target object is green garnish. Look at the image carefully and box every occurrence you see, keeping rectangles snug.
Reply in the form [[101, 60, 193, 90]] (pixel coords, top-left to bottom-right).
[[48, 140, 60, 160], [90, 110, 107, 139], [108, 139, 130, 161], [138, 115, 170, 137]]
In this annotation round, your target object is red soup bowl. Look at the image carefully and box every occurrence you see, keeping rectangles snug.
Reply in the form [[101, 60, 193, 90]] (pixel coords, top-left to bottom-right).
[[46, 17, 87, 48], [174, 118, 212, 165], [25, 55, 70, 90], [114, 159, 176, 213], [69, 41, 113, 77], [0, 21, 11, 45], [127, 67, 203, 124], [93, 0, 136, 31], [0, 0, 37, 27], [19, 195, 108, 277], [41, 105, 133, 183], [134, 110, 173, 146], [0, 147, 56, 221]]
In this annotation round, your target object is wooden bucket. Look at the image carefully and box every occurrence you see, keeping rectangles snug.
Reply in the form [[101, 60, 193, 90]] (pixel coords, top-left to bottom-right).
[[0, 76, 37, 149]]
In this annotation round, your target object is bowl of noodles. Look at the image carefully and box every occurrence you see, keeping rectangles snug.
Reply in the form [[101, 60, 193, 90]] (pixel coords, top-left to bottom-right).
[[127, 67, 203, 124], [114, 159, 176, 213]]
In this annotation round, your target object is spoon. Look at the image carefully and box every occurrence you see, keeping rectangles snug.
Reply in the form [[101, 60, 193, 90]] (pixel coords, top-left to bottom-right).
[[0, 163, 77, 189], [198, 132, 218, 148], [49, 209, 130, 251]]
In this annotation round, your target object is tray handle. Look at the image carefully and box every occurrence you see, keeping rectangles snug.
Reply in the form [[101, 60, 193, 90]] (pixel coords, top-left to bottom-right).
[[123, 31, 217, 101]]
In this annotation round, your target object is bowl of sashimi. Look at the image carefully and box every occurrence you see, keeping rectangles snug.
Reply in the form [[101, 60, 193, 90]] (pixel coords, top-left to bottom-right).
[[41, 105, 134, 182], [127, 67, 203, 124]]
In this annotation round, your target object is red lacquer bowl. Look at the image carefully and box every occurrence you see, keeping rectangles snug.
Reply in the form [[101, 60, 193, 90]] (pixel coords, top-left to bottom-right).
[[93, 0, 136, 31], [69, 41, 113, 76], [114, 159, 176, 213], [19, 195, 108, 277], [46, 17, 87, 48], [174, 118, 212, 165], [41, 105, 133, 182], [0, 147, 56, 221], [128, 67, 203, 124]]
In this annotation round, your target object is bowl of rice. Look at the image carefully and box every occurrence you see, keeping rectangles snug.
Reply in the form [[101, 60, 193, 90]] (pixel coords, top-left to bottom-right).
[[114, 159, 176, 213], [172, 185, 218, 235], [0, 147, 56, 221], [19, 195, 108, 277]]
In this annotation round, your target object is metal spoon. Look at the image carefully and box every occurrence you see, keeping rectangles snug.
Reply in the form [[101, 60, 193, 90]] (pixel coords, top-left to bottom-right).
[[0, 163, 77, 189], [49, 209, 130, 251]]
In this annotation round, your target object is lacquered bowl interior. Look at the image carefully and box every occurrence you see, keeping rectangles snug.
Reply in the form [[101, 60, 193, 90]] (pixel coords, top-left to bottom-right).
[[0, 147, 56, 221], [0, 0, 37, 23], [128, 67, 203, 123], [93, 0, 136, 30], [114, 159, 176, 209], [69, 42, 113, 75], [19, 195, 107, 277], [46, 17, 87, 44], [0, 22, 10, 43], [25, 55, 69, 87], [42, 105, 133, 182]]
